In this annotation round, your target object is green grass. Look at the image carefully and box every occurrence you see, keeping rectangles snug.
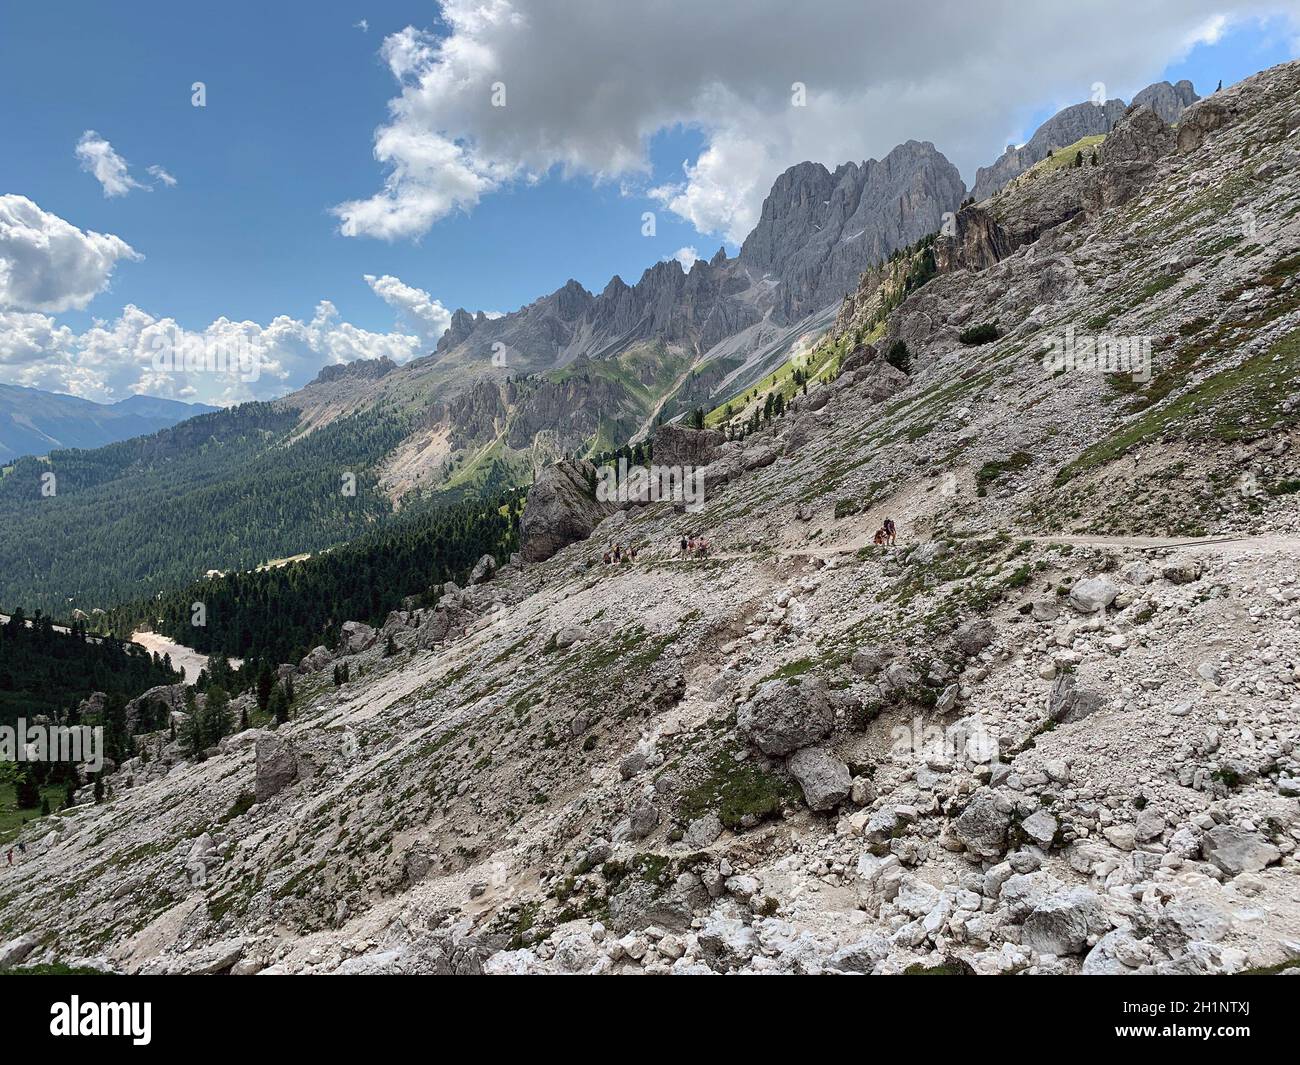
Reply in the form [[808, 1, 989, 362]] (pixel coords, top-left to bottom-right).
[[1057, 324, 1300, 484], [678, 745, 799, 830]]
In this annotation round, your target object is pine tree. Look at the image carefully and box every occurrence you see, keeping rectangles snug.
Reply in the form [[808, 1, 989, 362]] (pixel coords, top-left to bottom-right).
[[14, 766, 40, 808], [204, 686, 231, 746], [255, 661, 274, 713], [269, 683, 290, 725]]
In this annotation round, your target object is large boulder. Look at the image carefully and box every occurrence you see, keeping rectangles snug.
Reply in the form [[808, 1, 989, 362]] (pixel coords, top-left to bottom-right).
[[1200, 825, 1281, 876], [737, 676, 834, 757], [1021, 887, 1111, 956], [254, 731, 321, 803], [788, 746, 851, 811], [1067, 576, 1118, 614], [652, 424, 725, 469], [954, 618, 996, 657], [125, 684, 186, 734], [1047, 674, 1108, 725], [298, 645, 333, 674], [520, 460, 618, 563], [468, 553, 497, 585], [950, 791, 1012, 860], [0, 932, 40, 968], [1176, 98, 1230, 154], [340, 620, 378, 655]]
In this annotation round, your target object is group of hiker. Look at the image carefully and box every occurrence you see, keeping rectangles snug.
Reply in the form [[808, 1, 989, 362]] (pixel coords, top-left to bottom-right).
[[679, 533, 711, 558], [601, 542, 637, 565], [872, 517, 898, 547]]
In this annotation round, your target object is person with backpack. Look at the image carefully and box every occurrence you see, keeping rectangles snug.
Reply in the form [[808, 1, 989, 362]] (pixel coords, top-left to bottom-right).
[[884, 517, 897, 546]]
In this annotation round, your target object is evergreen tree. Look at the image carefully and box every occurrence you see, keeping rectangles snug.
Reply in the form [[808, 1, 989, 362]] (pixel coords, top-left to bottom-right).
[[255, 661, 274, 713], [14, 766, 40, 808], [268, 683, 290, 725]]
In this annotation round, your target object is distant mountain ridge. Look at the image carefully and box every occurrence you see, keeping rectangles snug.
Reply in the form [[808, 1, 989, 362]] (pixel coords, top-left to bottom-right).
[[0, 383, 217, 461], [972, 79, 1199, 201]]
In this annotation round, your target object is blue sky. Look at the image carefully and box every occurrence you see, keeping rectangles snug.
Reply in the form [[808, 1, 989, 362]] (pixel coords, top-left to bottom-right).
[[0, 3, 710, 337], [1, 2, 1297, 404]]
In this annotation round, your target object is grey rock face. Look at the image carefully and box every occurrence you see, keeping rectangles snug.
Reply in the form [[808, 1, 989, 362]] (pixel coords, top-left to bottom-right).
[[520, 460, 618, 563], [787, 746, 852, 811], [652, 424, 725, 470], [1132, 79, 1199, 123], [739, 142, 966, 324], [737, 676, 834, 756], [1082, 106, 1178, 212]]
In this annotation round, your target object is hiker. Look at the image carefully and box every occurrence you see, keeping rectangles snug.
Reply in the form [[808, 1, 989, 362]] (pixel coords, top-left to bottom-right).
[[679, 535, 688, 557], [613, 543, 623, 563], [696, 536, 710, 558], [5, 849, 11, 866], [629, 546, 638, 561], [884, 517, 897, 546], [603, 551, 612, 565]]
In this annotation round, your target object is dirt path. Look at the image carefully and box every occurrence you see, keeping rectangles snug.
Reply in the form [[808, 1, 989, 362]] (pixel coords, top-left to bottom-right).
[[651, 531, 1300, 565]]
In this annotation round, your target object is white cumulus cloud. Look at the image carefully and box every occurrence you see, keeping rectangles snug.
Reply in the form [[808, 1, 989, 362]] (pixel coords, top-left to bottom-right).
[[0, 195, 142, 313], [0, 300, 425, 406], [364, 272, 453, 340], [334, 0, 1300, 245]]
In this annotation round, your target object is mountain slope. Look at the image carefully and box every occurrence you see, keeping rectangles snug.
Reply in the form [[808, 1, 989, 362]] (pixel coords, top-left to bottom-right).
[[4, 60, 1299, 978], [0, 384, 217, 461]]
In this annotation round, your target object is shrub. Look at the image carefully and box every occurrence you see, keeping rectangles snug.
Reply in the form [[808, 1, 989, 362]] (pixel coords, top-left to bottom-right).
[[884, 339, 911, 374], [958, 322, 999, 345]]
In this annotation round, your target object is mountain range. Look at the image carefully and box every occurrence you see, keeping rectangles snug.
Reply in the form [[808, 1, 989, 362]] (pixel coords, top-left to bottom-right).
[[0, 383, 218, 461], [0, 79, 1200, 614]]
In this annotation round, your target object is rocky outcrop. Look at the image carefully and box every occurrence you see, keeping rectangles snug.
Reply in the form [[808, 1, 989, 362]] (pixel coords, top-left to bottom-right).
[[1082, 106, 1177, 212], [520, 460, 618, 563], [651, 424, 725, 469], [124, 684, 185, 735]]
